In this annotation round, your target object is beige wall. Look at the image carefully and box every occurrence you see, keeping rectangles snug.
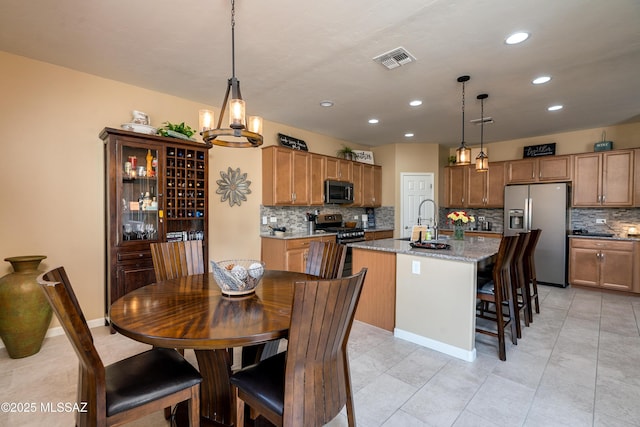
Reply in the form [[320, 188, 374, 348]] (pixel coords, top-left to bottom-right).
[[0, 52, 357, 325], [451, 123, 640, 161]]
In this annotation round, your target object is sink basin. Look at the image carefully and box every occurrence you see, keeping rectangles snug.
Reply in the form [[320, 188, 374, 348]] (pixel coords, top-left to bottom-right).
[[584, 233, 614, 237], [395, 237, 412, 241]]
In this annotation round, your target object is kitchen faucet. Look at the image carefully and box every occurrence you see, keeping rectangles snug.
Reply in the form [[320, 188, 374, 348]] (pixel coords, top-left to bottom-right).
[[417, 198, 438, 239]]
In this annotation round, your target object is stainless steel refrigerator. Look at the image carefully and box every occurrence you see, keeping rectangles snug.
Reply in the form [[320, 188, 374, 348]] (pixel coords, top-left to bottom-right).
[[504, 182, 570, 287]]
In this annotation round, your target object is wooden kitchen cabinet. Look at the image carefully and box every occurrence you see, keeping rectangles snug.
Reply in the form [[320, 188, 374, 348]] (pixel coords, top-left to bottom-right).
[[444, 166, 466, 207], [364, 230, 394, 240], [466, 162, 505, 208], [101, 127, 210, 322], [445, 162, 505, 208], [569, 238, 637, 292], [506, 155, 572, 184], [309, 153, 325, 205], [325, 157, 353, 181], [262, 146, 311, 205], [261, 235, 334, 272], [572, 150, 634, 207], [362, 164, 382, 207], [351, 162, 363, 206]]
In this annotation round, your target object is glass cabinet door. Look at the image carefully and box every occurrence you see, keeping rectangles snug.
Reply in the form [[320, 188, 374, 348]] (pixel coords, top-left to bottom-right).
[[118, 141, 161, 244]]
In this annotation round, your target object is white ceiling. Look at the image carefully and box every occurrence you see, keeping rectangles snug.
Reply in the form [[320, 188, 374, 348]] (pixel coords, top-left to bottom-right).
[[1, 0, 639, 148]]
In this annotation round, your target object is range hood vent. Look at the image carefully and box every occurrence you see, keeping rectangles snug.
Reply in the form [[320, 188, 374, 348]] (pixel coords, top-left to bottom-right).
[[373, 47, 416, 70]]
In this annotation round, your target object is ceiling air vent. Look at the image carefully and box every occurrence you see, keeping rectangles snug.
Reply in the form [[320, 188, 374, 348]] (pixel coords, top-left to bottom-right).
[[373, 47, 416, 70], [470, 117, 494, 125]]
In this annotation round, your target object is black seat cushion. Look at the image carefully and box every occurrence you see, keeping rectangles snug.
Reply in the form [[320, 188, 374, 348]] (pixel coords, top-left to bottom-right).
[[105, 348, 202, 416], [230, 351, 286, 417], [477, 279, 495, 295]]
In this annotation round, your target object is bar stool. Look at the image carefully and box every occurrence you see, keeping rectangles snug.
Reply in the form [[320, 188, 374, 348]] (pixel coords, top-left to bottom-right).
[[510, 232, 531, 339], [476, 235, 518, 361], [522, 229, 542, 322]]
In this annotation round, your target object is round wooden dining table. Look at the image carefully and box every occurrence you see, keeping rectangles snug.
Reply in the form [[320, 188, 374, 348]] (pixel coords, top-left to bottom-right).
[[110, 269, 315, 427]]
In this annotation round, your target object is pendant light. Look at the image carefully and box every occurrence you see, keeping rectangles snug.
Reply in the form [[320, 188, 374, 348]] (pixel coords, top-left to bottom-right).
[[475, 93, 489, 172], [201, 0, 263, 148], [455, 75, 471, 165]]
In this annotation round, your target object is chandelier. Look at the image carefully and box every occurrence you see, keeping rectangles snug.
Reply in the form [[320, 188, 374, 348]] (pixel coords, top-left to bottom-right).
[[201, 0, 263, 148], [455, 75, 471, 165]]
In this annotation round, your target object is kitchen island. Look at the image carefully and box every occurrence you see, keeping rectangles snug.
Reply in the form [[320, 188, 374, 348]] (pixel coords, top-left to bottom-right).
[[349, 237, 500, 362]]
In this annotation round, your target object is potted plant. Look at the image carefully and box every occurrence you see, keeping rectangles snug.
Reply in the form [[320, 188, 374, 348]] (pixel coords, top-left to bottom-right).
[[337, 145, 355, 161], [448, 156, 457, 166]]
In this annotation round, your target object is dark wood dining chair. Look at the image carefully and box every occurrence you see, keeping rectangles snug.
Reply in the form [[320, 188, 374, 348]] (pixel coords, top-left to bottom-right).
[[304, 240, 347, 279], [37, 266, 202, 427], [510, 232, 532, 338], [522, 229, 542, 322], [476, 235, 518, 361], [150, 239, 205, 281], [230, 268, 367, 427]]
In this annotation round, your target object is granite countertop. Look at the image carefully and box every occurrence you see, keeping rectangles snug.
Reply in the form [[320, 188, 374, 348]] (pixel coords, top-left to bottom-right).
[[260, 226, 394, 240], [348, 237, 500, 263]]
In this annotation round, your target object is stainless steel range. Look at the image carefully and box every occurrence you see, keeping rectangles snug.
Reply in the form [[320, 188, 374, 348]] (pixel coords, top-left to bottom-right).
[[314, 213, 365, 276]]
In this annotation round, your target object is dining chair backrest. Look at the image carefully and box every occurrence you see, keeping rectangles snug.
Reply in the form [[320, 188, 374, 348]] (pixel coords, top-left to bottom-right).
[[37, 266, 202, 427], [284, 267, 367, 426], [150, 240, 205, 281], [304, 240, 347, 279]]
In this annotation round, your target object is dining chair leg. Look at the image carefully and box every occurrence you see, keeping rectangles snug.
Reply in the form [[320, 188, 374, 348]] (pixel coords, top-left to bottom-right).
[[234, 386, 245, 427]]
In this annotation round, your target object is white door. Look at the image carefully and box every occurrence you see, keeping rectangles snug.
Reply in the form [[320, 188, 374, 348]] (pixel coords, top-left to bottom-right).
[[401, 173, 434, 238]]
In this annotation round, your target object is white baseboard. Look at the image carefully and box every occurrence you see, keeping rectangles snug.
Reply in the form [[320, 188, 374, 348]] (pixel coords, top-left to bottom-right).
[[394, 328, 476, 362], [0, 318, 107, 350]]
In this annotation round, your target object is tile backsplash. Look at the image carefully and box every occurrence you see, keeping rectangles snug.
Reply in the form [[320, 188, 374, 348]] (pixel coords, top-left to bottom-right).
[[260, 206, 394, 233], [261, 205, 640, 237]]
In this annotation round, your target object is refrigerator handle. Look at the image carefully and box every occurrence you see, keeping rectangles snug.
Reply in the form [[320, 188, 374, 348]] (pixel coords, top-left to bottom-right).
[[526, 197, 533, 231]]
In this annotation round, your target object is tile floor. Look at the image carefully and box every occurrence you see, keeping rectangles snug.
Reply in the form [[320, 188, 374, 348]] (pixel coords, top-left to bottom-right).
[[1, 285, 640, 427]]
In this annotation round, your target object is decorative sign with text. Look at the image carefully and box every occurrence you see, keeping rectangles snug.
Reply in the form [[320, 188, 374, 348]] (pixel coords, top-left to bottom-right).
[[353, 150, 375, 164], [523, 143, 556, 158], [278, 133, 308, 151]]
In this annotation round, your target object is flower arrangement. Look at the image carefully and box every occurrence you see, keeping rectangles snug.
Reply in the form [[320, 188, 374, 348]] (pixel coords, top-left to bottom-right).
[[447, 210, 475, 226]]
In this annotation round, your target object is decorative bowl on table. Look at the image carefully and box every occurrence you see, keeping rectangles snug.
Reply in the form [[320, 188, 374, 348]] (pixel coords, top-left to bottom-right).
[[211, 260, 265, 296]]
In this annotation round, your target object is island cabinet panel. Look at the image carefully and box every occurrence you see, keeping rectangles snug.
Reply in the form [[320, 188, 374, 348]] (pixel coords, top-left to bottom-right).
[[352, 248, 396, 332], [569, 238, 636, 293], [573, 150, 633, 207]]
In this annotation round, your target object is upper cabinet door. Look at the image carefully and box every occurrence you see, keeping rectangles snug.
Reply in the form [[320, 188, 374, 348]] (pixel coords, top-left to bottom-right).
[[506, 158, 537, 184], [444, 166, 466, 208], [601, 150, 633, 206], [538, 155, 572, 181], [326, 157, 353, 181], [485, 161, 506, 207], [573, 153, 602, 206]]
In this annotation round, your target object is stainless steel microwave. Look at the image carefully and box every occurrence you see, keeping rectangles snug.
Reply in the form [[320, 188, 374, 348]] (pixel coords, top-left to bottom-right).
[[324, 180, 354, 204]]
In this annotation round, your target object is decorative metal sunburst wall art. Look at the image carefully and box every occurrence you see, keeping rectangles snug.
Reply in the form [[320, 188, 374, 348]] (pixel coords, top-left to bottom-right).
[[216, 167, 251, 207]]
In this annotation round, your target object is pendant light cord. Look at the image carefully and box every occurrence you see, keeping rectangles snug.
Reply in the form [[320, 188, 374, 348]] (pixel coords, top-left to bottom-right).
[[231, 0, 236, 79], [461, 80, 466, 143], [480, 95, 484, 150]]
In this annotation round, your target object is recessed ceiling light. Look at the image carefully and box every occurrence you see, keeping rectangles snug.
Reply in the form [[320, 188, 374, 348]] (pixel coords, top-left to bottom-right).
[[532, 76, 551, 85], [548, 105, 563, 111], [409, 100, 422, 107], [368, 118, 379, 124], [404, 133, 414, 138], [319, 100, 334, 107], [505, 32, 530, 45]]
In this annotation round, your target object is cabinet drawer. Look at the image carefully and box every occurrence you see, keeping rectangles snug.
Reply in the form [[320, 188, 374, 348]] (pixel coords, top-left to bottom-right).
[[286, 238, 318, 250], [570, 238, 633, 251], [117, 250, 152, 261]]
